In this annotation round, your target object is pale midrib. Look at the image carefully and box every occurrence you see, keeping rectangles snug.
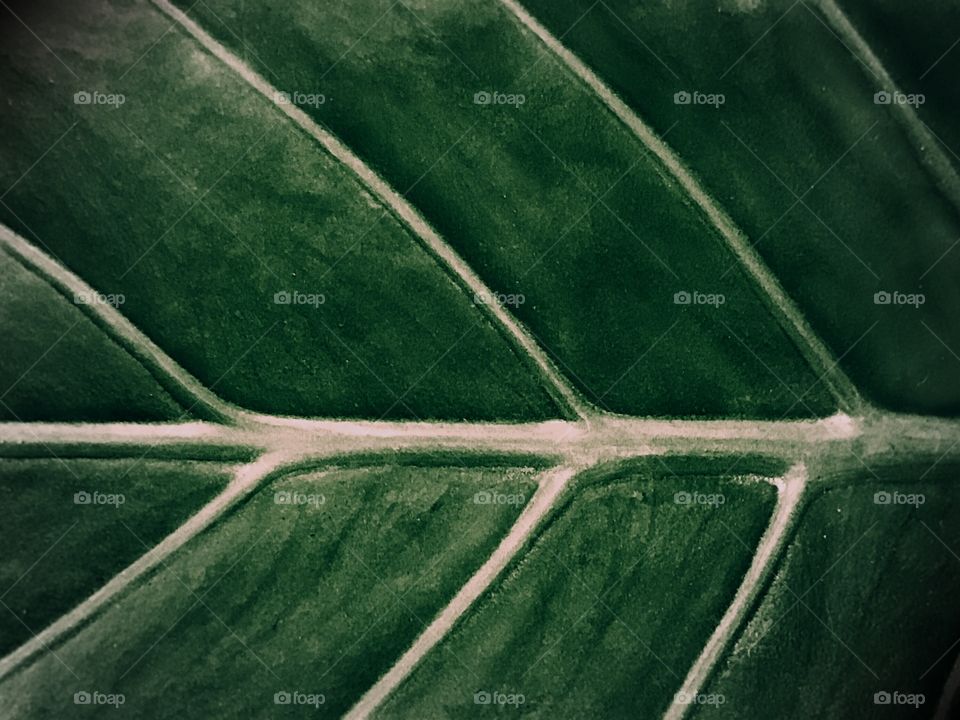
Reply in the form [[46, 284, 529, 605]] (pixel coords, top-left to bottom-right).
[[148, 0, 592, 422], [5, 232, 960, 456], [2, 4, 958, 711], [497, 0, 864, 415]]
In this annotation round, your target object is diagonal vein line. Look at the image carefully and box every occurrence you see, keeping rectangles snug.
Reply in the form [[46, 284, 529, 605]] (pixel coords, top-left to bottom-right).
[[0, 598, 80, 679], [786, 321, 877, 413], [346, 468, 576, 719], [319, 506, 495, 686], [816, 0, 960, 218], [151, 0, 589, 419], [0, 456, 287, 684], [916, 115, 960, 175], [499, 0, 862, 412], [107, 318, 279, 485], [666, 472, 805, 720], [195, 0, 284, 82], [0, 200, 71, 268], [801, 1, 878, 81], [517, 0, 601, 83], [739, 519, 879, 657]]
